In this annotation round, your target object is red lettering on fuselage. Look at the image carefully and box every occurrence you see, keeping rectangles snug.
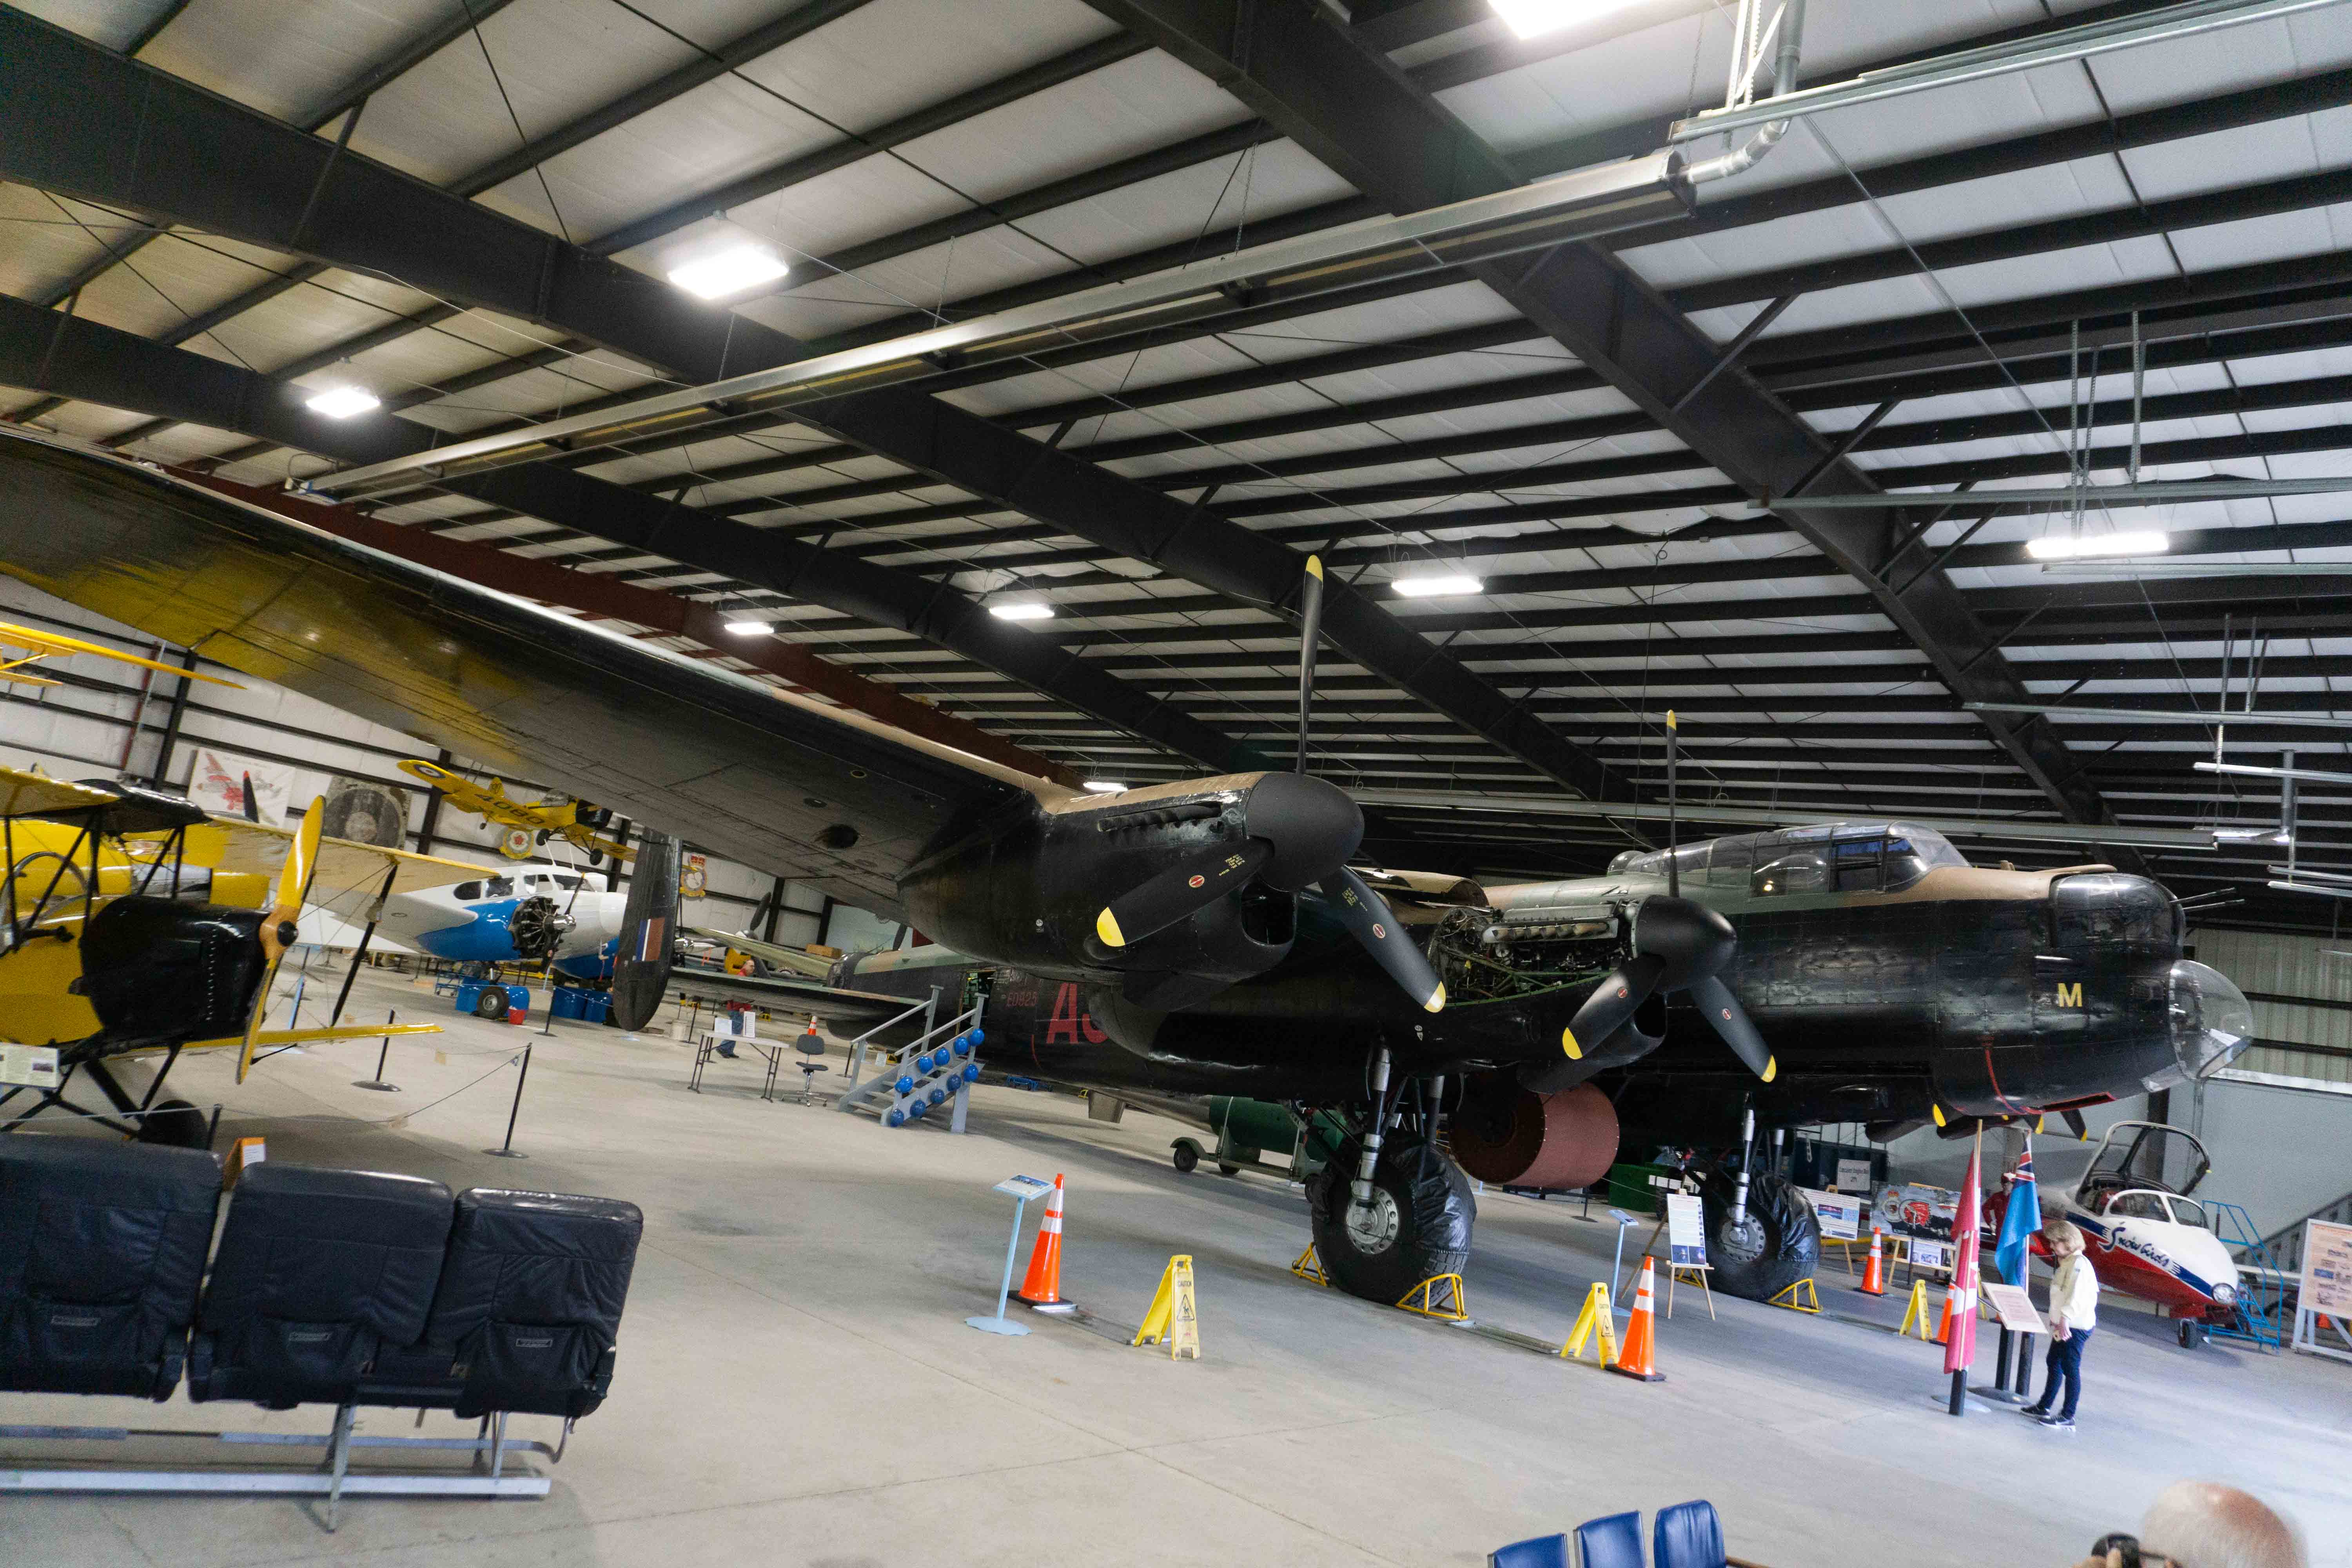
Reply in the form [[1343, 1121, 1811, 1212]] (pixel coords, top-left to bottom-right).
[[1044, 982, 1109, 1045]]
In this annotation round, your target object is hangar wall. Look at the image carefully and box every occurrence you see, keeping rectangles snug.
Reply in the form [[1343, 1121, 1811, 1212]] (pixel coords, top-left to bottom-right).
[[0, 577, 869, 951]]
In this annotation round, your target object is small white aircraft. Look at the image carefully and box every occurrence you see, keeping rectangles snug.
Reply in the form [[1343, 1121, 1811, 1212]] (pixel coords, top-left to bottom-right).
[[2055, 1121, 2247, 1347], [375, 864, 628, 985]]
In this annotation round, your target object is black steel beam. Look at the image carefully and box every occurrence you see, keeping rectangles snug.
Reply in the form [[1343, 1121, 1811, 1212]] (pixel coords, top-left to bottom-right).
[[0, 9, 1618, 802], [0, 289, 1261, 775]]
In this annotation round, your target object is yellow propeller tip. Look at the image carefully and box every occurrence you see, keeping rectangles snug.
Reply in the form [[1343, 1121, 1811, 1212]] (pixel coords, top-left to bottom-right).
[[1423, 983, 1445, 1013], [1561, 1027, 1582, 1060], [1666, 709, 1677, 730], [1095, 909, 1125, 948], [1931, 1103, 1947, 1128], [1762, 1056, 1777, 1084], [1305, 555, 1323, 579]]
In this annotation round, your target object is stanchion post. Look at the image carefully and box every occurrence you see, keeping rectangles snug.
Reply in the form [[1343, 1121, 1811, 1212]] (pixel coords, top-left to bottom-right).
[[2014, 1332, 2036, 1397], [483, 1043, 531, 1159], [1994, 1325, 2013, 1389], [354, 1009, 401, 1092]]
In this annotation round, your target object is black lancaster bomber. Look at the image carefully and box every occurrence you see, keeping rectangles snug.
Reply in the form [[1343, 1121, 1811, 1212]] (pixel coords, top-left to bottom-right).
[[0, 429, 2255, 1308]]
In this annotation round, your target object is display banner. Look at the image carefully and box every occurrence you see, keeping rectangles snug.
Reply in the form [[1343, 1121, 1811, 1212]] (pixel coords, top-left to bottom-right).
[[186, 748, 294, 823], [2302, 1219, 2352, 1318], [1666, 1193, 1708, 1267], [1799, 1188, 1862, 1240]]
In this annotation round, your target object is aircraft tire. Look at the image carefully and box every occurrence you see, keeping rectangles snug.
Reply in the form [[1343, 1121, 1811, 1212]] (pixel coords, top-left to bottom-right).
[[1172, 1141, 1200, 1174], [473, 985, 510, 1020], [2176, 1319, 2208, 1349], [1698, 1170, 1820, 1303], [1306, 1136, 1475, 1307], [135, 1097, 210, 1150]]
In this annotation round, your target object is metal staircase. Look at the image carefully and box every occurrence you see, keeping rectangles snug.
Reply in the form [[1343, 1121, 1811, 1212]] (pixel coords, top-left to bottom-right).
[[831, 988, 985, 1132], [2209, 1200, 2290, 1350]]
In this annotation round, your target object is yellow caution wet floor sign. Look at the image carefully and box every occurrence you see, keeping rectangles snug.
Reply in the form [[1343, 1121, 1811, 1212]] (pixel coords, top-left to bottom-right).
[[1133, 1254, 1200, 1359], [1559, 1283, 1617, 1365]]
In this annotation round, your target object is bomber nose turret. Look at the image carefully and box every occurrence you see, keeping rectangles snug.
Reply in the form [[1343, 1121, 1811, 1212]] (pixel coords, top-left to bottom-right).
[[2169, 960, 2253, 1082]]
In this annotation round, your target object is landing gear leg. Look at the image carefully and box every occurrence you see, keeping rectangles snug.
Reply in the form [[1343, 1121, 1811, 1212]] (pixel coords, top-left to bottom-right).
[[1308, 1064, 1475, 1305]]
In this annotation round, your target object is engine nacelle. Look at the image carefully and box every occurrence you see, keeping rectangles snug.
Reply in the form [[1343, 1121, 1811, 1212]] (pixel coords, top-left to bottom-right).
[[902, 773, 1348, 998]]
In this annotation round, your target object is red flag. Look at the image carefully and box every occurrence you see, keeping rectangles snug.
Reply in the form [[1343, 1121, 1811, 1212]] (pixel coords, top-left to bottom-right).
[[1944, 1131, 1983, 1373]]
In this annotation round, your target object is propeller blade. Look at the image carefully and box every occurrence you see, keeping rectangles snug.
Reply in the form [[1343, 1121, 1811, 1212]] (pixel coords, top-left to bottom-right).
[[1319, 867, 1443, 1012], [1687, 973, 1773, 1082], [1563, 953, 1666, 1058], [1295, 554, 1324, 775], [1664, 710, 1679, 897], [2060, 1107, 2089, 1142], [239, 795, 324, 1082], [1096, 839, 1272, 949]]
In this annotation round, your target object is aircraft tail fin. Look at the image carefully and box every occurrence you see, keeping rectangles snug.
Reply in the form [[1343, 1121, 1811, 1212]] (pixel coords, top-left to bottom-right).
[[610, 829, 678, 1031]]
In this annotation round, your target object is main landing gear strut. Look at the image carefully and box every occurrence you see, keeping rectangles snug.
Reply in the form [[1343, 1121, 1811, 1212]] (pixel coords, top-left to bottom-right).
[[1305, 1047, 1475, 1305]]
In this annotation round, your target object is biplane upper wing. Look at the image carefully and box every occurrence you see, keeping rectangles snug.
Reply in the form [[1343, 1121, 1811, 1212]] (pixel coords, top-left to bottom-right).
[[0, 428, 1051, 918], [195, 819, 488, 898], [0, 769, 121, 818]]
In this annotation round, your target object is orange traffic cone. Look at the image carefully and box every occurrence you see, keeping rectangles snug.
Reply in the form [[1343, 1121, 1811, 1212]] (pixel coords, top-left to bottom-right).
[[1015, 1173, 1071, 1311], [1933, 1286, 1954, 1345], [1608, 1257, 1666, 1383], [1857, 1229, 1886, 1296]]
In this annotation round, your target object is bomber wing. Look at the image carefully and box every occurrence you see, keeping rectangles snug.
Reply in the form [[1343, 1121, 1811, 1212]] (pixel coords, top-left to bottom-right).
[[0, 428, 1050, 916]]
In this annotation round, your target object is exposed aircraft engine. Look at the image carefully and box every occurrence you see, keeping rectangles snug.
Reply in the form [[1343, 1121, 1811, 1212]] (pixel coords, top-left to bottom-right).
[[506, 895, 575, 961], [1450, 1078, 1620, 1189]]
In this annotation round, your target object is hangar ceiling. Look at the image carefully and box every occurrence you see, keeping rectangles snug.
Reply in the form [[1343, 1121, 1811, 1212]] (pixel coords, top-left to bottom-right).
[[5, 0, 2352, 926]]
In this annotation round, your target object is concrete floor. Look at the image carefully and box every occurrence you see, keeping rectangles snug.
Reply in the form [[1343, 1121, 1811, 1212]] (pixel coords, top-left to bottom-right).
[[5, 965, 2345, 1568]]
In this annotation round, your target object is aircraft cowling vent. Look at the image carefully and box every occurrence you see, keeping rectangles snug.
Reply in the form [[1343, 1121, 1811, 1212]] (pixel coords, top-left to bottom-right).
[[1450, 1077, 1619, 1190]]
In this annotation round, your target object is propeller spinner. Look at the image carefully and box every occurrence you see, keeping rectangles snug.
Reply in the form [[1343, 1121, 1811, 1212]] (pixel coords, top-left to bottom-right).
[[1092, 556, 1444, 1013]]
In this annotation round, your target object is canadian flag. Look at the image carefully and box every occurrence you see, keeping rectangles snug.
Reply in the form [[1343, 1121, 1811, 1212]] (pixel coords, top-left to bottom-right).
[[1944, 1133, 1983, 1374]]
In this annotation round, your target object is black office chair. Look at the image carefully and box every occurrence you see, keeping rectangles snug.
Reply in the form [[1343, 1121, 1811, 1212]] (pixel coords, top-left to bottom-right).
[[792, 1028, 829, 1104]]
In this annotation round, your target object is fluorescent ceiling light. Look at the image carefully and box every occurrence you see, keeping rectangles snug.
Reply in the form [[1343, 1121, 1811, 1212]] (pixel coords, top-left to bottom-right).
[[1488, 0, 1639, 39], [723, 619, 772, 636], [1083, 780, 1127, 793], [666, 247, 789, 301], [2024, 530, 2169, 561], [989, 602, 1054, 621], [305, 386, 380, 419], [1392, 574, 1484, 598]]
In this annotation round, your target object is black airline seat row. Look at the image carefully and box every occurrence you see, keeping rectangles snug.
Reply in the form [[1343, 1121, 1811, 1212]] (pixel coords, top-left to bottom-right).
[[0, 1137, 642, 1420]]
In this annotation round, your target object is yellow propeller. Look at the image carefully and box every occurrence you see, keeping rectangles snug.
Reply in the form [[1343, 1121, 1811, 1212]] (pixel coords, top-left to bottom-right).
[[237, 795, 323, 1083]]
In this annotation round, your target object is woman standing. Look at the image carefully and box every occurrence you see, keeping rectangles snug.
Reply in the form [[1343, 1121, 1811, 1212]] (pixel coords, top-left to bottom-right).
[[2021, 1218, 2099, 1431]]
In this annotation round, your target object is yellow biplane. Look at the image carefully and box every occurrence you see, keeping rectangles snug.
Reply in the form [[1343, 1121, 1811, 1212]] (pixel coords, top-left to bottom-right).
[[397, 758, 634, 865], [0, 619, 242, 691], [0, 768, 473, 1146]]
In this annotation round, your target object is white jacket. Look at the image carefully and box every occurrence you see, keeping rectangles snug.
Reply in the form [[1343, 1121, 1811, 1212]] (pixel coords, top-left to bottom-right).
[[2050, 1252, 2100, 1333]]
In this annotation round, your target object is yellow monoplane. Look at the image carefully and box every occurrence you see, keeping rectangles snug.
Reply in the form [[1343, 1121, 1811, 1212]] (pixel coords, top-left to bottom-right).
[[397, 759, 634, 865], [0, 619, 241, 691]]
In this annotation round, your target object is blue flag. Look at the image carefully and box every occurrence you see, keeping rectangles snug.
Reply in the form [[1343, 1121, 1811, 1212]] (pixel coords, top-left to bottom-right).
[[1994, 1134, 2038, 1285]]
